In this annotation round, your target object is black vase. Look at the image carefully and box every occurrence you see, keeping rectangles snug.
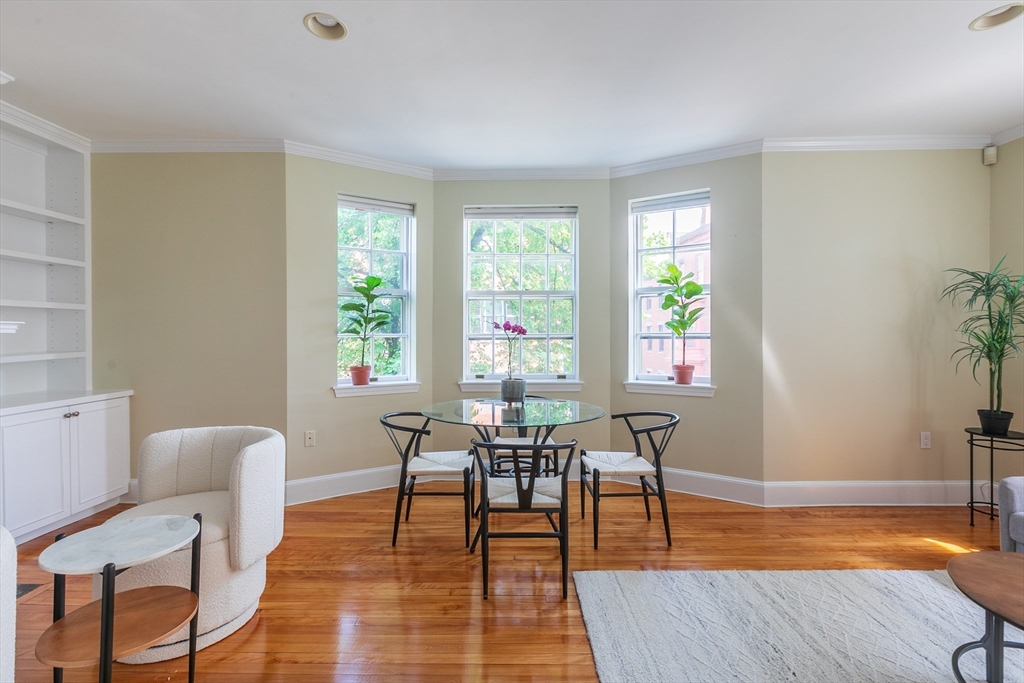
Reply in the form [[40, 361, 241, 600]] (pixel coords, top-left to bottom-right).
[[978, 409, 1014, 436]]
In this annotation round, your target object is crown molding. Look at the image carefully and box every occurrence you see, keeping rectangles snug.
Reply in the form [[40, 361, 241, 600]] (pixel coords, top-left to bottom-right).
[[83, 131, 1016, 180], [91, 139, 285, 153], [992, 124, 1024, 147], [761, 135, 992, 152], [433, 166, 610, 181], [0, 100, 90, 153], [608, 140, 764, 179], [282, 140, 434, 180]]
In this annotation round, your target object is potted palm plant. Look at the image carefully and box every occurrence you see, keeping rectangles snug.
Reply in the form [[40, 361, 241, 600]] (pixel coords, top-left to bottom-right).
[[340, 275, 393, 386], [658, 264, 705, 384], [941, 256, 1024, 435]]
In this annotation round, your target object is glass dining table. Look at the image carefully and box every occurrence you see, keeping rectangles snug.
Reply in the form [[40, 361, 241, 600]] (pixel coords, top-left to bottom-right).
[[422, 396, 606, 443]]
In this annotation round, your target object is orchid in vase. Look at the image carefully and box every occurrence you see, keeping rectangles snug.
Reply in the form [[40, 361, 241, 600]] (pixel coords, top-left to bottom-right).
[[493, 321, 528, 378], [493, 320, 528, 402]]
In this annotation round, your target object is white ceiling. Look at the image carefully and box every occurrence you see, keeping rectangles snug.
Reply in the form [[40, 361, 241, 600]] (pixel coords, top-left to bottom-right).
[[0, 1, 1021, 170]]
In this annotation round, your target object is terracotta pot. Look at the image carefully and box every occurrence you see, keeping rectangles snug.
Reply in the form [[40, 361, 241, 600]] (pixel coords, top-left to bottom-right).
[[672, 364, 695, 385], [350, 365, 372, 386]]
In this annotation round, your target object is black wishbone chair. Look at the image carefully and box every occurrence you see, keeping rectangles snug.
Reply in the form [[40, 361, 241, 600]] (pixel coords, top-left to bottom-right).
[[470, 438, 577, 600], [491, 396, 559, 477], [380, 412, 475, 547], [580, 411, 679, 549]]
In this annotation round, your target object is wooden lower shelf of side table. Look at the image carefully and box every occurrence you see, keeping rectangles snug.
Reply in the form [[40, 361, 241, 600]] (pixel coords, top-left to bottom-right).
[[36, 586, 198, 668]]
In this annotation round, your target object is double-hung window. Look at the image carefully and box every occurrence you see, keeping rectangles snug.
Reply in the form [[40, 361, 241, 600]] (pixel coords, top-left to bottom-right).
[[630, 191, 712, 384], [337, 194, 415, 385], [464, 206, 578, 381]]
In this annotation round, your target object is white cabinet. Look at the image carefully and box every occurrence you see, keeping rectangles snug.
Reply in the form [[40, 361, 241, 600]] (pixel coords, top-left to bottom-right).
[[0, 394, 131, 541], [0, 406, 70, 535], [0, 101, 91, 397]]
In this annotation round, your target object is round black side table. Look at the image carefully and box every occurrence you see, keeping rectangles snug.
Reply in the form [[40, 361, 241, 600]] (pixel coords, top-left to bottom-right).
[[964, 428, 1024, 526]]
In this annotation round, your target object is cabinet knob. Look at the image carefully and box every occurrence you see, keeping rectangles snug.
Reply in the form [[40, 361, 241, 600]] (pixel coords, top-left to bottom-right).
[[71, 411, 80, 417], [64, 413, 73, 419]]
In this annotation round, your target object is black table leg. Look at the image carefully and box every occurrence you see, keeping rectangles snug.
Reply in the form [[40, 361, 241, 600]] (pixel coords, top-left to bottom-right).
[[52, 533, 65, 683], [952, 609, 1024, 683], [98, 563, 116, 683], [188, 513, 203, 683], [970, 438, 976, 526], [988, 440, 996, 520]]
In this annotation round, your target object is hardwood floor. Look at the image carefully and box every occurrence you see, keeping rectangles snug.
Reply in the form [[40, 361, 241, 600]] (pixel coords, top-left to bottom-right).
[[13, 483, 1001, 682]]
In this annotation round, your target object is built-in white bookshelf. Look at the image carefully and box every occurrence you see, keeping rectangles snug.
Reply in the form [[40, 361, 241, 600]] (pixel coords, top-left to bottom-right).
[[0, 102, 91, 397]]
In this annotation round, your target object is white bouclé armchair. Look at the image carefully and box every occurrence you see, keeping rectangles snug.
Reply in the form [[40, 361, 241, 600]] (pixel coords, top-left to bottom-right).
[[94, 426, 285, 663]]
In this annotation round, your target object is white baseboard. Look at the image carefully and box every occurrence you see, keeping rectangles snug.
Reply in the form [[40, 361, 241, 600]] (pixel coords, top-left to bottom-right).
[[121, 478, 139, 504], [110, 465, 989, 511], [659, 467, 766, 506], [592, 467, 987, 508], [761, 478, 984, 507], [285, 464, 401, 506]]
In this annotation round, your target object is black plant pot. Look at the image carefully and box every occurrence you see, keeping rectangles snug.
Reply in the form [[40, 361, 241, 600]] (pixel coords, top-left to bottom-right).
[[978, 409, 1014, 436]]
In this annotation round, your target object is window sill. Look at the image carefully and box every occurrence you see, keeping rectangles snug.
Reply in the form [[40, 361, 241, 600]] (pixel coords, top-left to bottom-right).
[[623, 381, 716, 397], [458, 380, 583, 393], [333, 381, 421, 398]]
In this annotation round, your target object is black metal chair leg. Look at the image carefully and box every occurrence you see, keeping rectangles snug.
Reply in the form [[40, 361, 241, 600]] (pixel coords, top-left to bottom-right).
[[404, 477, 417, 521], [657, 474, 672, 547], [471, 471, 478, 518], [391, 476, 406, 546], [580, 468, 586, 519], [481, 507, 490, 600], [561, 509, 569, 599], [593, 470, 601, 550], [463, 468, 471, 548], [641, 477, 652, 520]]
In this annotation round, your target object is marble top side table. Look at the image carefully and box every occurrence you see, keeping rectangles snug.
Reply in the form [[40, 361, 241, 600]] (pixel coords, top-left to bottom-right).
[[35, 514, 203, 683]]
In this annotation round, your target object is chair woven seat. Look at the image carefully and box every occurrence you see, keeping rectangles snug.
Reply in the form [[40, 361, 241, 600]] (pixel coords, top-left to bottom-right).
[[487, 477, 563, 508], [581, 451, 656, 476], [408, 451, 475, 473]]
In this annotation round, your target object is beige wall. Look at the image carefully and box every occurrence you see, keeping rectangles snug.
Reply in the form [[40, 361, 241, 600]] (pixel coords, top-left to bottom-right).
[[990, 137, 1024, 480], [91, 153, 288, 474], [762, 150, 991, 483], [284, 155, 434, 480], [90, 141, 1022, 489], [609, 154, 765, 481], [430, 180, 612, 454]]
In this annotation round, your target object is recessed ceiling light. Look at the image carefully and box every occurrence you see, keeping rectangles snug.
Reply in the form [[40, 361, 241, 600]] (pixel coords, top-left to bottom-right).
[[969, 2, 1024, 30], [304, 13, 347, 40]]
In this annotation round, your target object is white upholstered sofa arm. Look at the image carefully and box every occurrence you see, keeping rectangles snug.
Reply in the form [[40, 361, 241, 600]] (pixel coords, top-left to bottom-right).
[[229, 430, 286, 570]]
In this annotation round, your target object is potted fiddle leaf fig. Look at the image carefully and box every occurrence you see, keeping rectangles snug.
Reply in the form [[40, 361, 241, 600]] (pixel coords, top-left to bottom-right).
[[658, 264, 705, 384], [340, 275, 393, 386], [941, 256, 1024, 435]]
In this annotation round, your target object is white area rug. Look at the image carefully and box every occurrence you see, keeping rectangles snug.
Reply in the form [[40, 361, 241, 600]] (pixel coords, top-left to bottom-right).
[[574, 570, 1024, 683]]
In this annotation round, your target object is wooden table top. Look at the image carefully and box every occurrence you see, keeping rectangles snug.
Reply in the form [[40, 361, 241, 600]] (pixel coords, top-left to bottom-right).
[[35, 585, 198, 668], [947, 551, 1024, 630]]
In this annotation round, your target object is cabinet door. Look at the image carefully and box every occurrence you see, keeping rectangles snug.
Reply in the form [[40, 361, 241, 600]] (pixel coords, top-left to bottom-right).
[[0, 407, 71, 536], [70, 398, 130, 512]]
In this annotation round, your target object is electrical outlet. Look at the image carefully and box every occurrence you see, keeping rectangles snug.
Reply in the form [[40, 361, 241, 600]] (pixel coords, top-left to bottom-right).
[[304, 430, 315, 447], [920, 432, 931, 449]]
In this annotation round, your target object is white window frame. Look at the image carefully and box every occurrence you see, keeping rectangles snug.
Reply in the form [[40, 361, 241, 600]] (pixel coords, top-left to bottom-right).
[[625, 190, 715, 397], [462, 206, 580, 386], [335, 194, 418, 395]]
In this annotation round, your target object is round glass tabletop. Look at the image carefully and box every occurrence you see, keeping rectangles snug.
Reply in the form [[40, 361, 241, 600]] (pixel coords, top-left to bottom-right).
[[423, 397, 606, 428]]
